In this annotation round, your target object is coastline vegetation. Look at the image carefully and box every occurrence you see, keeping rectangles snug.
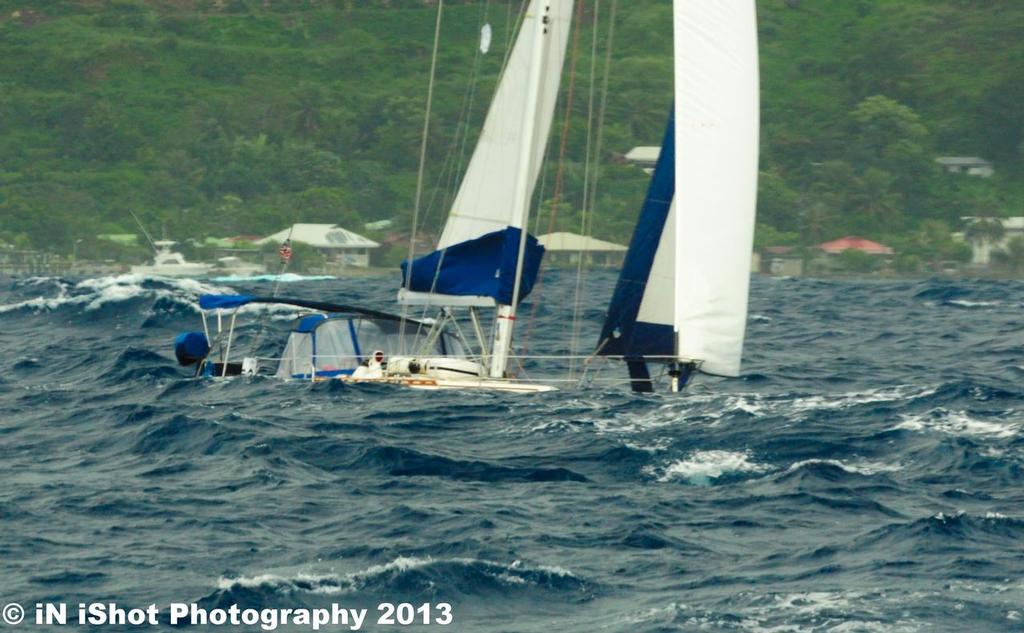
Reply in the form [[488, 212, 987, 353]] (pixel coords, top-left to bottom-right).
[[0, 0, 1021, 271]]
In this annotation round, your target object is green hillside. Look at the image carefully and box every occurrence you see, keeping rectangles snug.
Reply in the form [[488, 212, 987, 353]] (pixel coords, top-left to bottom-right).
[[0, 0, 1021, 267]]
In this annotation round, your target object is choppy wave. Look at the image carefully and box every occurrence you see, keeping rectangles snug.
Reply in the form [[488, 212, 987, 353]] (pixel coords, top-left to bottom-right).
[[646, 450, 770, 484], [211, 557, 589, 601], [2, 273, 1024, 632]]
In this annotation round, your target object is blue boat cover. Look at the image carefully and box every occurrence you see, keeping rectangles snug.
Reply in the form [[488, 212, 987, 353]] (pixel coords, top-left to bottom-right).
[[400, 227, 545, 305], [174, 331, 210, 365], [599, 110, 676, 359], [199, 294, 257, 310], [295, 314, 326, 333]]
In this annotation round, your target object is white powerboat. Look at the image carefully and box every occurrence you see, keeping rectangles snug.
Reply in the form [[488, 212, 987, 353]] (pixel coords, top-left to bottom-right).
[[131, 241, 213, 278]]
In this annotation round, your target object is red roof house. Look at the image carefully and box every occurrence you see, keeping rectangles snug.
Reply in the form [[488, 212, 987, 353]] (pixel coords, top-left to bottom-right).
[[816, 236, 894, 255]]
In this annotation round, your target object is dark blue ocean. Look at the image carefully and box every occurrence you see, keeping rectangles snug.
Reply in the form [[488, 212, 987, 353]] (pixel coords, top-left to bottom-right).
[[2, 270, 1023, 632]]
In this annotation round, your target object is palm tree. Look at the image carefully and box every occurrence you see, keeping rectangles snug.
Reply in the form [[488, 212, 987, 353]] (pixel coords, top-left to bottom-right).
[[289, 82, 328, 141], [849, 168, 904, 233], [963, 218, 1006, 266], [992, 236, 1024, 274]]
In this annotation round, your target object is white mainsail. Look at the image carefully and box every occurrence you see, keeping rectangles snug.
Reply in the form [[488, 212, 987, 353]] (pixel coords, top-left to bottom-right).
[[672, 1, 760, 377], [438, 0, 573, 249]]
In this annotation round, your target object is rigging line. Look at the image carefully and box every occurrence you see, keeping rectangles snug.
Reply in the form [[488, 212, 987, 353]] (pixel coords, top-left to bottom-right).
[[450, 0, 492, 204], [571, 0, 617, 380], [400, 0, 445, 352], [419, 0, 492, 241], [412, 1, 494, 352], [568, 0, 601, 380], [247, 221, 295, 357], [497, 0, 529, 86], [519, 0, 588, 357], [127, 209, 159, 254]]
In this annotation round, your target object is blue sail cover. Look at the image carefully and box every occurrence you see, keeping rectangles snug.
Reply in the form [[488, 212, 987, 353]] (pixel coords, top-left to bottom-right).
[[401, 227, 544, 305], [599, 111, 676, 359]]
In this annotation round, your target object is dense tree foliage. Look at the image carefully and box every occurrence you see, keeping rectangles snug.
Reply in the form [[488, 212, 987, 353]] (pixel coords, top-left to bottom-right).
[[0, 0, 1021, 266]]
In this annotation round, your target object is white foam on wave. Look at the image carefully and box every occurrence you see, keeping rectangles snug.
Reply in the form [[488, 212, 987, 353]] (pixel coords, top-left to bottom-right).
[[785, 459, 902, 476], [648, 453, 903, 485], [945, 299, 1002, 308], [896, 408, 1020, 439], [747, 591, 922, 633], [788, 384, 938, 414], [613, 385, 938, 434], [624, 592, 923, 632], [0, 274, 317, 322], [647, 450, 770, 484], [0, 274, 230, 313], [216, 556, 578, 596]]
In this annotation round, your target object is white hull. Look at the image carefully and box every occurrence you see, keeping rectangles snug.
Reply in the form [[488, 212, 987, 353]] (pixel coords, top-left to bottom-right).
[[134, 242, 213, 278], [331, 375, 556, 393], [340, 356, 556, 392]]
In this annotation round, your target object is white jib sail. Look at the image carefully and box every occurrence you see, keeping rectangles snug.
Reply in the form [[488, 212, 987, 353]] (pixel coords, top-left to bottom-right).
[[437, 0, 573, 249], [636, 200, 676, 330], [672, 1, 760, 377]]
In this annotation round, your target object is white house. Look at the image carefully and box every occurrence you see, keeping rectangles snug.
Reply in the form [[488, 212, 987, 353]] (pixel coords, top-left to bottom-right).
[[258, 224, 380, 268], [538, 232, 627, 267], [624, 146, 661, 174], [959, 216, 1024, 266], [936, 156, 994, 178]]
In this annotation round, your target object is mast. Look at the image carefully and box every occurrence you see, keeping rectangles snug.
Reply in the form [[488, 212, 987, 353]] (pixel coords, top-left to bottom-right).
[[489, 1, 553, 379]]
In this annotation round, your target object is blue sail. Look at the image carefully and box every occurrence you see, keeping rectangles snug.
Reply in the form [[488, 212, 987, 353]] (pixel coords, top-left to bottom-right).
[[401, 227, 545, 306], [598, 111, 676, 360]]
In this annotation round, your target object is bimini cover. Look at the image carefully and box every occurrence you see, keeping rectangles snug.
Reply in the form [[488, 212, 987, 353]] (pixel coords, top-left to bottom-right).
[[199, 294, 256, 310], [400, 227, 544, 306], [276, 316, 468, 379]]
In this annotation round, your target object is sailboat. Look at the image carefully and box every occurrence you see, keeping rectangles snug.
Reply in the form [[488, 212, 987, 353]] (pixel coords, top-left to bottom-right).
[[176, 1, 759, 393], [597, 2, 760, 392], [181, 0, 573, 392]]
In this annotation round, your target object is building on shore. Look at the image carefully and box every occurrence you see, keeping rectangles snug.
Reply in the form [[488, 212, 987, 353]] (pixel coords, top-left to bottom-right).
[[257, 224, 380, 268], [537, 232, 627, 268], [813, 236, 895, 273], [935, 156, 994, 178], [959, 216, 1024, 267], [758, 246, 804, 276], [817, 236, 895, 256], [624, 146, 661, 174]]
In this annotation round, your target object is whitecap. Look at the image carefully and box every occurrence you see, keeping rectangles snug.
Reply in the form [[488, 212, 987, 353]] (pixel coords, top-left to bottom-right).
[[647, 450, 770, 484], [945, 299, 1002, 308], [896, 408, 1020, 439], [785, 458, 902, 476], [215, 556, 579, 596], [0, 274, 233, 314]]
